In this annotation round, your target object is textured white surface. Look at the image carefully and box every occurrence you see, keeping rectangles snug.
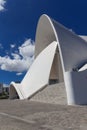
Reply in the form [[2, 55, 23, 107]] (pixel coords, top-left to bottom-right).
[[10, 14, 87, 105], [21, 41, 58, 98], [35, 15, 87, 105], [30, 83, 67, 105], [80, 35, 87, 42], [10, 41, 57, 99]]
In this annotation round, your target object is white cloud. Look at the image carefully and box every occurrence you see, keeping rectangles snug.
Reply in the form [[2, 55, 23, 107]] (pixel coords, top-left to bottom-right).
[[0, 38, 35, 73], [19, 39, 35, 58], [11, 53, 21, 60], [10, 44, 16, 48], [16, 72, 23, 76], [0, 0, 6, 11]]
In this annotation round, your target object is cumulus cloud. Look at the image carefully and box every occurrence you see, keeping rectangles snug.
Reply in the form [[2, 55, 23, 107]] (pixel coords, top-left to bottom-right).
[[11, 53, 21, 60], [19, 39, 35, 58], [0, 38, 35, 74], [0, 0, 6, 11]]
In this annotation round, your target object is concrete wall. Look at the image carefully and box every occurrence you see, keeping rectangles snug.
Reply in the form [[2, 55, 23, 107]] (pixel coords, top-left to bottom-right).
[[10, 14, 87, 105], [65, 70, 87, 105]]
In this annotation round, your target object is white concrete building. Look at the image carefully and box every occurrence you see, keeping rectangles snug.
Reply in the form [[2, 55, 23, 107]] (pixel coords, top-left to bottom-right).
[[9, 14, 87, 105]]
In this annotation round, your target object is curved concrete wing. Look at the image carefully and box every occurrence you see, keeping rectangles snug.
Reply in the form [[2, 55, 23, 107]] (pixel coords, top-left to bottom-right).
[[21, 41, 58, 99], [10, 41, 58, 99], [10, 14, 87, 105], [35, 14, 87, 72], [9, 82, 24, 99], [35, 14, 87, 105]]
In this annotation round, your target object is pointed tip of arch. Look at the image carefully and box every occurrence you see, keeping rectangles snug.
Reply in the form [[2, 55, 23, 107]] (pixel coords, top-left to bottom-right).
[[35, 14, 58, 57]]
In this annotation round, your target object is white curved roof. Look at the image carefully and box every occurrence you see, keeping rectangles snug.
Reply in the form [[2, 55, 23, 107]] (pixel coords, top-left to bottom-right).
[[35, 14, 87, 72], [10, 14, 87, 105]]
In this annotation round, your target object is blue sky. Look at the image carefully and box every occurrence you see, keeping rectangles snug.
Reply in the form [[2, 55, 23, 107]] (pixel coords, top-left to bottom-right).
[[0, 0, 87, 85]]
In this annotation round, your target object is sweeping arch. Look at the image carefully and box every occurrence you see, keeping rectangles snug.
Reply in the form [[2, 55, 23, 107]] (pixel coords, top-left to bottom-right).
[[9, 14, 87, 105], [35, 14, 64, 83]]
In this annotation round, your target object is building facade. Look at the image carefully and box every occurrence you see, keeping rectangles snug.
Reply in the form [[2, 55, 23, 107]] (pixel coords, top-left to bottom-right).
[[9, 14, 87, 105]]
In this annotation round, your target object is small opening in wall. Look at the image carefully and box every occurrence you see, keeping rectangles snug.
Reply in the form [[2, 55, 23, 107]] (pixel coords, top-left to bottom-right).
[[49, 79, 59, 85]]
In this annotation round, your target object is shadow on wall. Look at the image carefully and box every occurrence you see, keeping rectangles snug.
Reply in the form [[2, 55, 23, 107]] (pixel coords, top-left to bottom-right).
[[9, 14, 87, 105]]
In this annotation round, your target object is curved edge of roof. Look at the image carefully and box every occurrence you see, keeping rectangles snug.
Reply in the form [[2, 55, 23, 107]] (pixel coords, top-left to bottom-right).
[[40, 14, 58, 40], [35, 14, 58, 57], [35, 14, 65, 72], [9, 82, 24, 99]]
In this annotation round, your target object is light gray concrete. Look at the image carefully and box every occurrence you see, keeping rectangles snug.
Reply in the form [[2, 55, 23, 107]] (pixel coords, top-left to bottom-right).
[[30, 82, 67, 105], [9, 14, 87, 105], [0, 100, 87, 130], [35, 14, 87, 105]]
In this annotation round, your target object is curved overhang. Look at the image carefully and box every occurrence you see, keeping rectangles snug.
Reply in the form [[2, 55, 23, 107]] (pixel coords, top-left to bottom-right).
[[35, 14, 64, 81], [35, 14, 87, 72], [35, 14, 58, 57], [9, 14, 87, 105]]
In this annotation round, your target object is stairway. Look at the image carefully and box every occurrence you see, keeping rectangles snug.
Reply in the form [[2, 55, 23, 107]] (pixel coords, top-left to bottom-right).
[[30, 82, 67, 105]]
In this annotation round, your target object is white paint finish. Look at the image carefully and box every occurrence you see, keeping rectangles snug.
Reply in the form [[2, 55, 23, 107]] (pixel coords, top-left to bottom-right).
[[10, 41, 57, 99], [35, 15, 87, 72], [35, 15, 87, 105], [80, 35, 87, 42], [9, 14, 87, 105], [35, 14, 64, 82], [10, 82, 24, 99], [21, 41, 57, 98], [35, 15, 57, 58], [65, 70, 87, 105], [51, 20, 87, 72]]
